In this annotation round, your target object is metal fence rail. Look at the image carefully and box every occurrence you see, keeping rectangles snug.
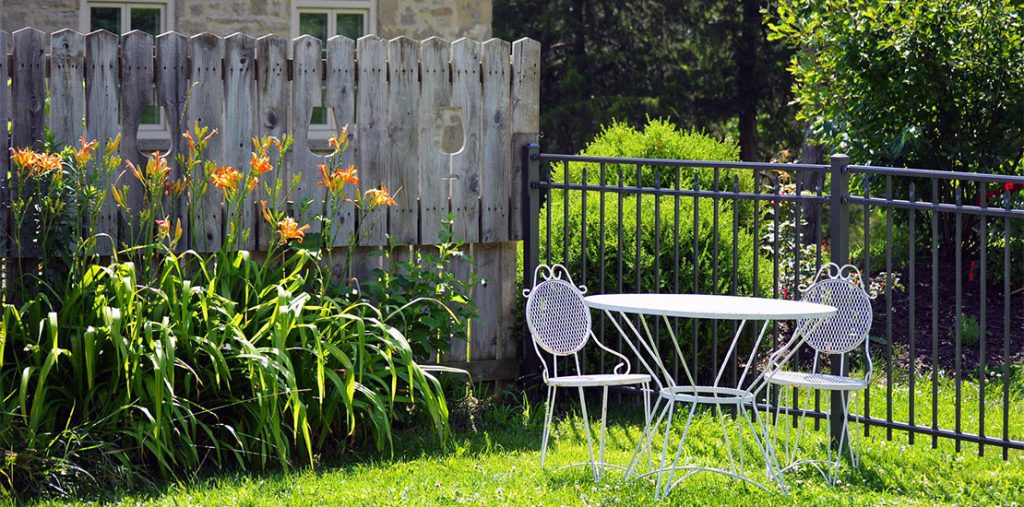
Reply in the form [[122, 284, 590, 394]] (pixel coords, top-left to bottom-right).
[[521, 144, 1024, 458]]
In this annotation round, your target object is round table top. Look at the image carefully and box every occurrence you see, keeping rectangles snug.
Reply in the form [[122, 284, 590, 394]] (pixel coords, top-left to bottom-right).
[[583, 293, 836, 320]]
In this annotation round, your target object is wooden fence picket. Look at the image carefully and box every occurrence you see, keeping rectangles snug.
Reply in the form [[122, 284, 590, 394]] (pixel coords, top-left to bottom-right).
[[356, 35, 388, 246], [188, 33, 225, 252], [0, 29, 539, 380], [84, 29, 120, 255], [418, 37, 451, 245], [387, 36, 420, 245], [450, 38, 483, 244], [48, 29, 85, 147]]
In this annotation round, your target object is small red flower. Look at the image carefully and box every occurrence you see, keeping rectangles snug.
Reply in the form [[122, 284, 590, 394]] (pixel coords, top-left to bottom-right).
[[968, 260, 976, 283]]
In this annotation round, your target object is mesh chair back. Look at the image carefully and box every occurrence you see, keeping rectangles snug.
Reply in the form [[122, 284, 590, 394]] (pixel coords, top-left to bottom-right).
[[797, 264, 873, 354], [525, 265, 591, 356]]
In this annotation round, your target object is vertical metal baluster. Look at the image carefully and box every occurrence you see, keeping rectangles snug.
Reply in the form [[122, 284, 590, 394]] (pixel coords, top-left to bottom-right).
[[954, 184, 963, 452], [545, 160, 552, 265], [581, 164, 589, 370], [814, 176, 824, 430], [694, 173, 701, 382], [713, 167, 720, 377], [931, 178, 940, 449], [732, 175, 740, 387], [654, 168, 662, 354], [618, 165, 625, 355], [635, 164, 643, 295], [599, 163, 607, 370], [793, 173, 803, 302], [563, 160, 570, 268], [863, 175, 872, 437], [885, 174, 894, 440], [673, 167, 681, 382], [1002, 188, 1012, 460], [908, 183, 917, 444], [978, 180, 987, 457], [772, 174, 781, 351]]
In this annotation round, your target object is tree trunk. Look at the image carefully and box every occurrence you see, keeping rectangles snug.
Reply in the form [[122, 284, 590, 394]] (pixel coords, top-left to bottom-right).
[[737, 0, 761, 161]]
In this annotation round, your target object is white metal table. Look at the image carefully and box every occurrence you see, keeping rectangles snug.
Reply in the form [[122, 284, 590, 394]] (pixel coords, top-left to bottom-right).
[[583, 293, 835, 497]]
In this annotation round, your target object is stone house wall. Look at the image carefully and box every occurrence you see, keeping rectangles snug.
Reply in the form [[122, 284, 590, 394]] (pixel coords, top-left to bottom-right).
[[0, 0, 492, 40]]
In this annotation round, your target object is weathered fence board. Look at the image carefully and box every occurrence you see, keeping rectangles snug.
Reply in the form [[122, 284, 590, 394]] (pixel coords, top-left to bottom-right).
[[189, 33, 225, 251], [12, 28, 47, 149], [0, 29, 539, 380], [49, 30, 85, 147], [0, 32, 10, 259], [480, 39, 512, 243], [325, 35, 356, 246], [509, 38, 540, 241], [419, 37, 451, 245], [84, 29, 120, 255], [290, 35, 326, 235], [356, 35, 388, 246], [387, 36, 420, 245], [224, 33, 257, 250], [155, 32, 189, 252], [450, 38, 482, 244], [255, 35, 289, 250], [120, 31, 155, 227]]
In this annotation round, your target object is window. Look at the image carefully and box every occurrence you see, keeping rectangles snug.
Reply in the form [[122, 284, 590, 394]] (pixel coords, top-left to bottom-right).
[[81, 1, 172, 131], [293, 1, 376, 128]]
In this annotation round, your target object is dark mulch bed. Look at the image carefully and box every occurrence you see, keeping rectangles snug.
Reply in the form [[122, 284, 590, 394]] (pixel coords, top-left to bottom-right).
[[871, 256, 1024, 376]]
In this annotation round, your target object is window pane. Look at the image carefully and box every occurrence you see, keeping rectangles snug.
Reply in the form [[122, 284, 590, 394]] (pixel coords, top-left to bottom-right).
[[299, 13, 328, 43], [141, 105, 161, 125], [90, 7, 121, 34], [336, 13, 364, 39], [130, 7, 162, 36]]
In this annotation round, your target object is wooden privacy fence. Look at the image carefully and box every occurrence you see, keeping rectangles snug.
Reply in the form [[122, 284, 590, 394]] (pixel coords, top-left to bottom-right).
[[0, 28, 540, 380]]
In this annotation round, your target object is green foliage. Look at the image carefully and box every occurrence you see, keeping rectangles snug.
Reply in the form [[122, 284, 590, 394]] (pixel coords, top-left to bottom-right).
[[361, 218, 480, 362], [955, 314, 982, 348], [767, 0, 1024, 173], [0, 128, 469, 498], [494, 0, 803, 159], [540, 120, 771, 365]]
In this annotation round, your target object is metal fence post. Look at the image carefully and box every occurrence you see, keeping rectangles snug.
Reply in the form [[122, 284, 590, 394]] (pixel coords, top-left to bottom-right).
[[828, 153, 850, 451], [521, 143, 542, 379]]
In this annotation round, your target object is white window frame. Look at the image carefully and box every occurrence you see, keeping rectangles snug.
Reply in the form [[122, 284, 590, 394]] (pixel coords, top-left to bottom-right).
[[80, 0, 173, 142], [292, 1, 377, 136]]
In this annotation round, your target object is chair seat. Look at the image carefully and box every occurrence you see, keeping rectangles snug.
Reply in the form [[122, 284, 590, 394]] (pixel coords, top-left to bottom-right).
[[768, 370, 867, 391], [546, 373, 651, 387]]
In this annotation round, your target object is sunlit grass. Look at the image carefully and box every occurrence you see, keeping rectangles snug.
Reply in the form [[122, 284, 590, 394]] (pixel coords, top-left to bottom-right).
[[21, 375, 1024, 507]]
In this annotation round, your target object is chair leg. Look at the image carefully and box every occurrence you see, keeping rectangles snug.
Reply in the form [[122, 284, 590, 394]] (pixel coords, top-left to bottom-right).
[[540, 385, 557, 467], [598, 386, 609, 480], [578, 386, 599, 480]]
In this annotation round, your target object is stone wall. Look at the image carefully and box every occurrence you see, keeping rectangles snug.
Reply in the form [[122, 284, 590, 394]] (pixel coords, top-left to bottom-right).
[[1, 0, 79, 34], [1, 0, 492, 40]]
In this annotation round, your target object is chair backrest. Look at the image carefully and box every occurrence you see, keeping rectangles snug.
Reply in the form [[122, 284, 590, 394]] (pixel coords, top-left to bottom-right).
[[797, 263, 873, 355], [523, 264, 591, 356]]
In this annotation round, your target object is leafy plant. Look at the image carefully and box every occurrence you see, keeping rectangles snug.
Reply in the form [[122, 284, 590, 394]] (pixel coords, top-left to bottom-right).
[[0, 125, 464, 498]]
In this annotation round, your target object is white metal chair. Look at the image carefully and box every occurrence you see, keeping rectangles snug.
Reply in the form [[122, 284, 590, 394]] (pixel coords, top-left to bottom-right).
[[764, 262, 874, 485], [523, 264, 651, 480]]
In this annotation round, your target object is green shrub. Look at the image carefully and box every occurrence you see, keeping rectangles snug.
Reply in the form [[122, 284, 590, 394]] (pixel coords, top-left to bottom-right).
[[538, 118, 772, 372]]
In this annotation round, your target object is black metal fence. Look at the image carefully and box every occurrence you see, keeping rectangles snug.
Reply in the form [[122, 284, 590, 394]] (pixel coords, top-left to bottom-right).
[[521, 144, 1024, 458]]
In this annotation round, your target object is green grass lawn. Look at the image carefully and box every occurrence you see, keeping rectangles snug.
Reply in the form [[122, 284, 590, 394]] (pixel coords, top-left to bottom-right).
[[17, 374, 1024, 506]]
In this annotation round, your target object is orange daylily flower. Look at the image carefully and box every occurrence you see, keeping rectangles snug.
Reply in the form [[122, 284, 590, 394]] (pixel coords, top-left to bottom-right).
[[183, 131, 196, 154], [147, 151, 170, 180], [248, 177, 259, 193], [328, 124, 349, 151], [75, 136, 98, 166], [36, 153, 62, 173], [260, 199, 273, 223], [164, 178, 187, 197], [251, 153, 273, 175], [211, 165, 242, 192], [10, 147, 36, 170], [365, 184, 398, 207], [277, 216, 310, 245], [317, 164, 359, 193]]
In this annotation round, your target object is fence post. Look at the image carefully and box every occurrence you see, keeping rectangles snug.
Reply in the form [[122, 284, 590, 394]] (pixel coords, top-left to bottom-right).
[[521, 143, 542, 379], [828, 153, 850, 451]]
